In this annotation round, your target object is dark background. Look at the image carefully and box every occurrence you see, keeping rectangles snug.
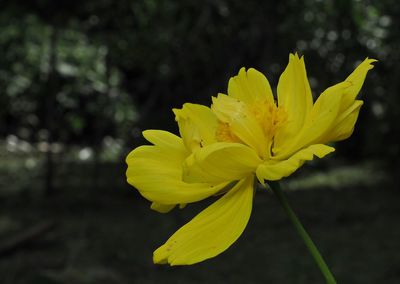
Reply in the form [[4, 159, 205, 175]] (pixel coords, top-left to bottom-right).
[[1, 0, 399, 283]]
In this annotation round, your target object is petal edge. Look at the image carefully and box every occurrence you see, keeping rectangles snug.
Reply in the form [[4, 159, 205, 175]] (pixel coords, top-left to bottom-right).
[[153, 175, 254, 265]]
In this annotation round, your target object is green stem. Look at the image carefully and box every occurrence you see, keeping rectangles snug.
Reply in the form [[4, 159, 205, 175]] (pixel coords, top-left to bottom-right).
[[269, 181, 337, 284]]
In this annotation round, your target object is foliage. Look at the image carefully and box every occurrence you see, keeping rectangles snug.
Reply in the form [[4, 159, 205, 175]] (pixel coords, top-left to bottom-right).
[[0, 0, 398, 159]]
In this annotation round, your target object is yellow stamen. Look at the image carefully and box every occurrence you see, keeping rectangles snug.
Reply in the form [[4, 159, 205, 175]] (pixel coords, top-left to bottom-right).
[[215, 122, 241, 143], [250, 100, 288, 140], [214, 98, 288, 159]]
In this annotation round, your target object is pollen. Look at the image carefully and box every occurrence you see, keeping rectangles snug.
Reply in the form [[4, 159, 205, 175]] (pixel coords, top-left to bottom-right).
[[213, 97, 288, 159], [250, 100, 288, 140], [215, 122, 241, 143]]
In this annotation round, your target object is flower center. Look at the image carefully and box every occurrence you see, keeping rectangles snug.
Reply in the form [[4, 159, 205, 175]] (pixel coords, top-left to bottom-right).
[[251, 100, 288, 140], [214, 98, 287, 159], [215, 122, 241, 143]]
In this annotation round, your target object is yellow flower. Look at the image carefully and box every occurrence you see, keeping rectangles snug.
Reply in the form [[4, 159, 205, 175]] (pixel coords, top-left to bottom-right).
[[126, 54, 375, 265]]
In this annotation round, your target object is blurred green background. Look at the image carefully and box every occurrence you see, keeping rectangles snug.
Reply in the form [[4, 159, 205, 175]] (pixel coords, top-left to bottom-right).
[[1, 0, 399, 283]]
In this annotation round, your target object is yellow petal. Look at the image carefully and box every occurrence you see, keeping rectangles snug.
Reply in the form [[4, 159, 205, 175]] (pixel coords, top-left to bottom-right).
[[275, 53, 313, 147], [153, 175, 254, 265], [151, 202, 176, 213], [142, 129, 188, 153], [129, 172, 228, 205], [126, 143, 185, 175], [126, 132, 228, 205], [183, 142, 262, 183], [316, 58, 375, 143], [297, 83, 348, 142], [227, 67, 274, 104], [150, 202, 186, 213], [274, 58, 375, 157], [321, 100, 363, 142], [212, 94, 267, 157], [341, 58, 376, 110], [173, 103, 218, 152], [273, 81, 349, 158], [257, 144, 335, 182], [308, 58, 375, 145]]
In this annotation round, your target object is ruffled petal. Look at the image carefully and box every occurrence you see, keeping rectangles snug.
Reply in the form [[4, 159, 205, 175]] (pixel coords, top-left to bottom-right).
[[227, 67, 274, 105], [142, 129, 189, 153], [274, 58, 375, 158], [183, 142, 262, 184], [153, 175, 254, 265], [275, 53, 313, 147], [341, 58, 377, 110], [126, 131, 228, 205], [321, 100, 363, 143], [256, 144, 335, 182], [273, 82, 346, 158], [316, 58, 375, 143], [173, 103, 218, 152], [212, 94, 268, 157]]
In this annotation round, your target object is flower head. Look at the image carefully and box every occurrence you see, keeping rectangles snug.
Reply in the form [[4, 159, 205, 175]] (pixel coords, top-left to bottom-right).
[[126, 54, 375, 265]]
